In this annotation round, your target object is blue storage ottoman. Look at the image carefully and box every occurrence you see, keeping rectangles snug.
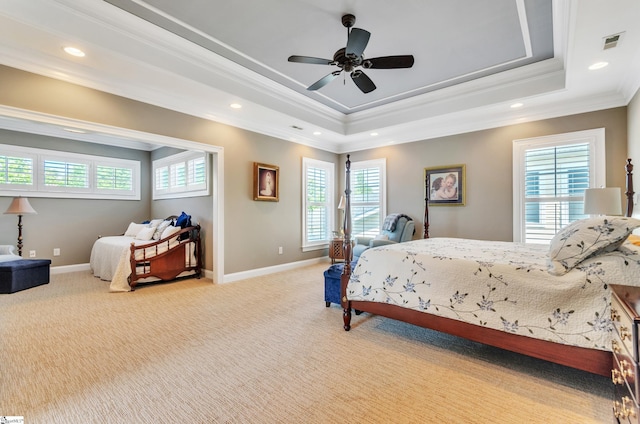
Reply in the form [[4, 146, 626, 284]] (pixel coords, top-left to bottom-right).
[[324, 263, 343, 306], [0, 259, 51, 294]]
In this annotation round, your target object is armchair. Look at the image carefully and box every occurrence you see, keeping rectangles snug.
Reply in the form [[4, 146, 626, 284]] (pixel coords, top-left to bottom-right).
[[352, 214, 415, 261]]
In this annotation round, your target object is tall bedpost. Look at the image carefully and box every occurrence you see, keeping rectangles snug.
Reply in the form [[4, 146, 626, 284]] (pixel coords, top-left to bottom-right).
[[424, 170, 430, 239], [626, 158, 635, 217], [341, 155, 353, 331]]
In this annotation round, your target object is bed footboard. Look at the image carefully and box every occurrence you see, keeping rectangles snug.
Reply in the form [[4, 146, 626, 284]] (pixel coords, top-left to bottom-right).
[[128, 225, 202, 290]]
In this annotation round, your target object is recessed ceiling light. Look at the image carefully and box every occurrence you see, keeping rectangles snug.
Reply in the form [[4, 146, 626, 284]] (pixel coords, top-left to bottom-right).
[[63, 46, 85, 57], [370, 132, 379, 137], [588, 61, 608, 70], [313, 131, 322, 136], [510, 102, 524, 109], [230, 103, 242, 109]]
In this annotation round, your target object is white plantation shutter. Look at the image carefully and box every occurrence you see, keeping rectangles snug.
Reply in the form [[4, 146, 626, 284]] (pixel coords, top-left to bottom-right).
[[0, 144, 139, 199], [96, 165, 133, 191], [0, 153, 34, 187], [152, 151, 210, 199], [350, 159, 386, 238], [523, 144, 590, 243], [306, 166, 328, 242], [302, 158, 334, 250], [43, 159, 89, 189], [155, 166, 169, 190], [514, 129, 605, 244]]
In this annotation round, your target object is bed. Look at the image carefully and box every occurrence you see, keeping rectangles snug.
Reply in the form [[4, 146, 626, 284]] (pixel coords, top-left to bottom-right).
[[90, 215, 202, 292], [339, 157, 638, 376]]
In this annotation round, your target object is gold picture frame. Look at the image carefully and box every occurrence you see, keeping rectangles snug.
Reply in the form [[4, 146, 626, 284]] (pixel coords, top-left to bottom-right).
[[425, 164, 466, 206], [253, 162, 279, 202]]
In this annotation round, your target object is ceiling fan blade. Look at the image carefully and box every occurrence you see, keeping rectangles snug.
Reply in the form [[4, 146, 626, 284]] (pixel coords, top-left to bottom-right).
[[346, 28, 370, 57], [307, 71, 341, 91], [365, 55, 415, 69], [288, 55, 333, 65], [351, 70, 376, 93]]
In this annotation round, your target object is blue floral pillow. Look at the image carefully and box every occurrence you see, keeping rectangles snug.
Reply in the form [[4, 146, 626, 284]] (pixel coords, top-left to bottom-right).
[[547, 216, 640, 276]]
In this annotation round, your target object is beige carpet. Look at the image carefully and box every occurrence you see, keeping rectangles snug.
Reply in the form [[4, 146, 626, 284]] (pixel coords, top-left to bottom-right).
[[0, 264, 611, 423]]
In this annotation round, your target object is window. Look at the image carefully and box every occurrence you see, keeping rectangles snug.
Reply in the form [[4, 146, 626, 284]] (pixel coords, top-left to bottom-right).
[[513, 128, 605, 244], [302, 158, 334, 251], [0, 144, 140, 199], [152, 151, 210, 199], [350, 158, 386, 238]]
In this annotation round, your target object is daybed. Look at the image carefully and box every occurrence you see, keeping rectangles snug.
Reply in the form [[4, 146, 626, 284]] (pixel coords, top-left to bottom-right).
[[90, 214, 202, 292], [339, 156, 638, 376]]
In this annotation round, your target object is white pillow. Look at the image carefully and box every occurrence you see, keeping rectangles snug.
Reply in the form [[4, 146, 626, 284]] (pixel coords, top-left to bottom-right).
[[124, 222, 148, 237], [160, 225, 181, 241], [149, 219, 164, 228], [374, 234, 389, 241], [0, 245, 16, 255], [547, 216, 640, 276], [135, 227, 156, 241], [153, 220, 172, 240]]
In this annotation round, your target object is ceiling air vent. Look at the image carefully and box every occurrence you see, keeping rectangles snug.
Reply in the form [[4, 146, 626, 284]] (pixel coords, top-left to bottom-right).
[[603, 32, 624, 50]]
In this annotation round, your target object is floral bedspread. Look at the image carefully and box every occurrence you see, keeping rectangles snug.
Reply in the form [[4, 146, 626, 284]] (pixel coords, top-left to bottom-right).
[[347, 237, 640, 350]]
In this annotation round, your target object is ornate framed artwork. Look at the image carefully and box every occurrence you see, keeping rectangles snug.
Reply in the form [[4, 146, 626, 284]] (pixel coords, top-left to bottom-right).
[[253, 162, 279, 201], [425, 164, 466, 206]]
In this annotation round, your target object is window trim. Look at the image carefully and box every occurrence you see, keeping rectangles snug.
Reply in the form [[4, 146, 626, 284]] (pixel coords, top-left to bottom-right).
[[152, 151, 210, 200], [512, 128, 605, 242], [302, 157, 335, 252], [349, 158, 387, 238], [0, 144, 140, 200]]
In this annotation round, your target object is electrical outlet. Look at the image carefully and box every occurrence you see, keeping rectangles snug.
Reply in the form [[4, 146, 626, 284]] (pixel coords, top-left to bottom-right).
[[53, 248, 61, 256], [29, 250, 36, 258], [278, 246, 283, 255]]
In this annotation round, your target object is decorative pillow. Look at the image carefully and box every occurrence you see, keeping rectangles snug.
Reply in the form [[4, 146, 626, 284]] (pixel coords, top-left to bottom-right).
[[149, 219, 164, 228], [135, 227, 156, 241], [0, 245, 16, 255], [374, 234, 389, 241], [160, 225, 182, 241], [153, 220, 172, 240], [124, 222, 148, 237], [627, 234, 640, 246], [175, 211, 192, 228], [547, 216, 640, 276]]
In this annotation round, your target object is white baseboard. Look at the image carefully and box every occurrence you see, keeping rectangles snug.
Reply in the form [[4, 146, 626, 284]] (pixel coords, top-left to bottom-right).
[[50, 258, 330, 283], [222, 257, 330, 283], [51, 263, 91, 274]]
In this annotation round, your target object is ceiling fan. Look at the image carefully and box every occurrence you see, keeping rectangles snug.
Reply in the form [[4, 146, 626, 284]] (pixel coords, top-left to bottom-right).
[[288, 14, 414, 94]]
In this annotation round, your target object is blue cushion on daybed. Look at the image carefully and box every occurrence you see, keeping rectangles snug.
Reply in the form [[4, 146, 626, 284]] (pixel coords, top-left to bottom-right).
[[176, 211, 192, 228]]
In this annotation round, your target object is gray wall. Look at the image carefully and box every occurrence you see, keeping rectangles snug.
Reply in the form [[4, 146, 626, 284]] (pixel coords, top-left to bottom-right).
[[342, 107, 628, 241], [0, 130, 151, 265], [0, 65, 339, 274], [0, 65, 633, 276], [628, 87, 640, 214]]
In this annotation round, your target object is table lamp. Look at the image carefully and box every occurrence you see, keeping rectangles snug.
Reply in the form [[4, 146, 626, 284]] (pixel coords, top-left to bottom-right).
[[583, 187, 622, 216], [4, 196, 37, 256]]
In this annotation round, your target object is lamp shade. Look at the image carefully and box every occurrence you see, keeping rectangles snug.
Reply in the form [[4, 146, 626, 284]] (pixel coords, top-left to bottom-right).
[[4, 197, 37, 215], [583, 188, 622, 216], [337, 195, 346, 210]]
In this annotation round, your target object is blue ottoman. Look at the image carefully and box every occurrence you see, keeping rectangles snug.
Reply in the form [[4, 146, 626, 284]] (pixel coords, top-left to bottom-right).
[[324, 263, 344, 306], [0, 259, 51, 294]]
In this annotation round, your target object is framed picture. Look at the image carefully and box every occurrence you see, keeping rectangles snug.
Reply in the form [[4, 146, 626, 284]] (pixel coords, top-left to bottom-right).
[[425, 164, 466, 206], [253, 162, 279, 201]]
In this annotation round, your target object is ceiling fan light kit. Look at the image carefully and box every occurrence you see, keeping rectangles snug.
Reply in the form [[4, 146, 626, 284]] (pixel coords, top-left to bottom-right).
[[288, 14, 414, 93]]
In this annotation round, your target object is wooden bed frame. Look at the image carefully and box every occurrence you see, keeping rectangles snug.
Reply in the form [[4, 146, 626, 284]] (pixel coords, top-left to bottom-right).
[[340, 156, 635, 376], [128, 224, 202, 291]]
